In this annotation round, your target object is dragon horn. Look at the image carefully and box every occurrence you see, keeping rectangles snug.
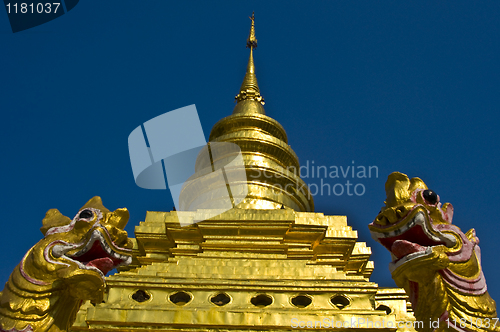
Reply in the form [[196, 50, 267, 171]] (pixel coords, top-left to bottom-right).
[[107, 208, 130, 230], [80, 196, 110, 213], [40, 208, 72, 235]]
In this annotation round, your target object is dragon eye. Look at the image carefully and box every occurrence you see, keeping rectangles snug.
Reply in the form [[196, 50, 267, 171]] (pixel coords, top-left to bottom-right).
[[422, 190, 438, 205], [79, 209, 94, 219]]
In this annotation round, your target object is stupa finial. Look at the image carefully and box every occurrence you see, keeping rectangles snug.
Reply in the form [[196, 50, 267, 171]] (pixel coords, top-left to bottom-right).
[[235, 12, 265, 106], [246, 12, 257, 49]]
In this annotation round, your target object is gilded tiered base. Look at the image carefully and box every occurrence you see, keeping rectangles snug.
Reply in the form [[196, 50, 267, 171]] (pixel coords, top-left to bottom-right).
[[72, 208, 415, 331]]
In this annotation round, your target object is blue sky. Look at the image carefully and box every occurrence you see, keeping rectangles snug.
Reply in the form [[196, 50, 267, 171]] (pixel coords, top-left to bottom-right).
[[2, 1, 500, 304]]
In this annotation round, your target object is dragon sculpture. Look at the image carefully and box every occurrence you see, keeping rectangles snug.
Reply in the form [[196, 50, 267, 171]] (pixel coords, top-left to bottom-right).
[[369, 172, 499, 332], [0, 197, 133, 332]]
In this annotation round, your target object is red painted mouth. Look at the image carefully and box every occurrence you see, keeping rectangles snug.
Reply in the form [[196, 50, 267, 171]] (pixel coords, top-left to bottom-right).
[[380, 224, 447, 259], [391, 239, 426, 259], [66, 229, 132, 276], [372, 211, 452, 263], [70, 240, 122, 275]]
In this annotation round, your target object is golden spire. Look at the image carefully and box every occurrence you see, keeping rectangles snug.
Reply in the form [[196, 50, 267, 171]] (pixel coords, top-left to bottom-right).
[[246, 12, 258, 48], [179, 13, 314, 212], [235, 12, 265, 106]]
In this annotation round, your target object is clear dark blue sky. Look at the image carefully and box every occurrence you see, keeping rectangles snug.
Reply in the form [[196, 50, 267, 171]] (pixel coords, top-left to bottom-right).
[[2, 1, 500, 303]]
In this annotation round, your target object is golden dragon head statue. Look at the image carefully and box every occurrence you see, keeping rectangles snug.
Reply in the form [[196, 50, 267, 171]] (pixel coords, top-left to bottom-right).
[[369, 172, 499, 332], [0, 197, 133, 332]]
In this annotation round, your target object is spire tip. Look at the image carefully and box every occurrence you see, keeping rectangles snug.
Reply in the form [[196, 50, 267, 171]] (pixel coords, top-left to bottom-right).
[[235, 12, 264, 106], [246, 12, 257, 49]]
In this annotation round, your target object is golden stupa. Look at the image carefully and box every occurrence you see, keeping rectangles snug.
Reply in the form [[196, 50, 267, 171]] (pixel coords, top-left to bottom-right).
[[71, 14, 416, 332]]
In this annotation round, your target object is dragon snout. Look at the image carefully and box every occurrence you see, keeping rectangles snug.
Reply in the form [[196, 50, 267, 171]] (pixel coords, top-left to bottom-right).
[[103, 224, 130, 248], [375, 205, 411, 226]]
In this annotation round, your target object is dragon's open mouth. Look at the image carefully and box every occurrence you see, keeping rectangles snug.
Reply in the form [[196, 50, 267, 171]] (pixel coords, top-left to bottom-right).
[[53, 228, 132, 276], [370, 210, 456, 267]]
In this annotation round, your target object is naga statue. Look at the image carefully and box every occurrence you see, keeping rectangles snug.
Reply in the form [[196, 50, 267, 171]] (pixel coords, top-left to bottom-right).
[[0, 197, 133, 332], [369, 172, 499, 332]]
